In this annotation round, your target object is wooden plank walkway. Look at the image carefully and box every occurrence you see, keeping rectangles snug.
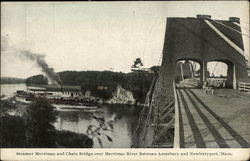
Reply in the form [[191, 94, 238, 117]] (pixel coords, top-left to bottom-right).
[[175, 84, 250, 148]]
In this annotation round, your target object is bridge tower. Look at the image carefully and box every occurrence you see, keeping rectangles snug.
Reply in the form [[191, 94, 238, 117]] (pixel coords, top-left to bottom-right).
[[137, 15, 248, 148], [159, 15, 247, 90]]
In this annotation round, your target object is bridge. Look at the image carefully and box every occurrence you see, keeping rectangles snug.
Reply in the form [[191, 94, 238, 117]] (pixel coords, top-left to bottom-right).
[[175, 80, 249, 148], [132, 15, 250, 148]]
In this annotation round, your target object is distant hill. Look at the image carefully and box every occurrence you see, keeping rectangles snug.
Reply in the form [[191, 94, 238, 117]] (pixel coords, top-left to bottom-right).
[[25, 75, 48, 85], [1, 77, 26, 84]]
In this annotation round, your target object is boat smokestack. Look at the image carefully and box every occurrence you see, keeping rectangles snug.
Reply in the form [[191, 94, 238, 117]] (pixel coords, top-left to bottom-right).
[[60, 84, 64, 93]]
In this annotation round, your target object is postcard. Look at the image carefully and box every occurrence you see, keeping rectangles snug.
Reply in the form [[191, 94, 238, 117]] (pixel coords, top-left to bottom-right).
[[1, 1, 249, 161]]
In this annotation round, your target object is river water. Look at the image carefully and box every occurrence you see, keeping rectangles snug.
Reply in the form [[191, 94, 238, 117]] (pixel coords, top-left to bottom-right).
[[1, 84, 142, 148]]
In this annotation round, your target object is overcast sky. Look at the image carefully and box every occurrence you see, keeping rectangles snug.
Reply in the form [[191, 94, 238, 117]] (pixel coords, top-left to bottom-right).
[[1, 1, 249, 78]]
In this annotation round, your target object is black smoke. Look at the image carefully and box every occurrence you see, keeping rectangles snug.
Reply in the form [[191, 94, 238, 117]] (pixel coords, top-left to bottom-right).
[[1, 36, 63, 87], [20, 50, 63, 87]]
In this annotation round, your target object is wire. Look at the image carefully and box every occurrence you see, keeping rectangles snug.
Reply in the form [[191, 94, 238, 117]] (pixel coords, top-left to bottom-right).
[[141, 100, 153, 147], [130, 105, 146, 147], [233, 22, 250, 32], [151, 92, 160, 147], [212, 62, 218, 75], [239, 20, 250, 26], [130, 76, 157, 148], [211, 19, 250, 38], [205, 20, 246, 57], [142, 18, 163, 67], [175, 21, 247, 68], [158, 51, 163, 66]]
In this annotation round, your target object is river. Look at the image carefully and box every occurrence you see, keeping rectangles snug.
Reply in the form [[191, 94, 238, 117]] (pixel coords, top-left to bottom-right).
[[1, 84, 142, 148]]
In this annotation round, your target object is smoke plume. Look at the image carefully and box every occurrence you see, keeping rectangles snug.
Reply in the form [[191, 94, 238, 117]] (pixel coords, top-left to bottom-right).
[[1, 35, 63, 87], [21, 50, 63, 86]]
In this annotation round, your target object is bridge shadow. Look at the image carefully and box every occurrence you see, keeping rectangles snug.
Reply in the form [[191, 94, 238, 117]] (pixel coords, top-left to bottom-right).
[[176, 86, 200, 89]]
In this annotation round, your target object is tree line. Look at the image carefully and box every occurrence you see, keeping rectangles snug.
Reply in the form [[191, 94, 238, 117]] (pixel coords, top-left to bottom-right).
[[0, 97, 93, 148], [1, 77, 25, 84], [26, 71, 154, 103]]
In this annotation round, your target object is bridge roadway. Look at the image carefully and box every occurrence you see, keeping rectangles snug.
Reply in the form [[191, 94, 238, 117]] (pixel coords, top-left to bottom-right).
[[175, 84, 250, 148]]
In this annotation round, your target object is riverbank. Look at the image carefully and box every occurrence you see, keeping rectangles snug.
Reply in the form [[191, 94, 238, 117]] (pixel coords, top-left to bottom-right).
[[1, 84, 143, 148], [25, 70, 154, 103], [9, 83, 140, 106], [0, 97, 93, 148], [1, 77, 25, 84]]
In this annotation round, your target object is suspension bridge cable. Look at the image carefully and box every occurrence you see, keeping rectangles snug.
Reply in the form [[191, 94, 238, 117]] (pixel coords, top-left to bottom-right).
[[130, 105, 146, 147], [130, 76, 157, 147], [209, 62, 218, 84], [213, 16, 250, 26], [150, 51, 163, 147], [212, 62, 218, 75], [131, 19, 163, 147], [141, 93, 155, 147], [158, 51, 163, 66], [205, 20, 246, 57], [233, 22, 250, 32], [211, 19, 250, 38], [238, 20, 250, 26], [142, 18, 163, 66], [175, 21, 247, 69], [151, 94, 160, 147]]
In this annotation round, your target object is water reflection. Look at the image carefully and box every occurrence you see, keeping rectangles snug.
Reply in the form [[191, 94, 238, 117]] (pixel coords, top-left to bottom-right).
[[1, 84, 27, 96], [1, 84, 142, 148], [54, 105, 142, 148]]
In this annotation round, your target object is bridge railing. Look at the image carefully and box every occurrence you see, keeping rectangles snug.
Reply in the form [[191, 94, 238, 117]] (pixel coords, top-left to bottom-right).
[[238, 82, 250, 93], [207, 77, 226, 87], [173, 81, 180, 148]]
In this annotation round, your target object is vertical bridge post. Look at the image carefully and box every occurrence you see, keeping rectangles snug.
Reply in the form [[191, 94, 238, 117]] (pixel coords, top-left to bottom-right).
[[173, 81, 180, 148], [233, 65, 237, 89]]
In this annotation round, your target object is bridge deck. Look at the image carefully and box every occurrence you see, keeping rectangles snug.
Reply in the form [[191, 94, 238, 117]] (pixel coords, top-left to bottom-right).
[[176, 85, 250, 148]]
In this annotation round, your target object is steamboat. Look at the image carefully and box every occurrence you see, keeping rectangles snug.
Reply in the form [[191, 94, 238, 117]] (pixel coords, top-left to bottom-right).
[[15, 85, 102, 112]]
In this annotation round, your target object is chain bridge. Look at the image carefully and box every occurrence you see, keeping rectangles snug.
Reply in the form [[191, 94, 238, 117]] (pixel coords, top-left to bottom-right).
[[132, 15, 250, 148]]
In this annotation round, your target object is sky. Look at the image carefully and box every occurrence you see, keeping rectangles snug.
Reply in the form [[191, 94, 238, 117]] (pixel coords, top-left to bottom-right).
[[1, 1, 249, 78]]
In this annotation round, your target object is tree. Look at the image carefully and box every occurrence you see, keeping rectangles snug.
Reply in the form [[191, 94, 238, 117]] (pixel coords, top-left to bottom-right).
[[0, 115, 26, 148], [131, 58, 143, 68], [56, 130, 93, 148], [27, 70, 154, 103], [24, 97, 57, 147], [25, 74, 48, 85], [0, 99, 16, 116]]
